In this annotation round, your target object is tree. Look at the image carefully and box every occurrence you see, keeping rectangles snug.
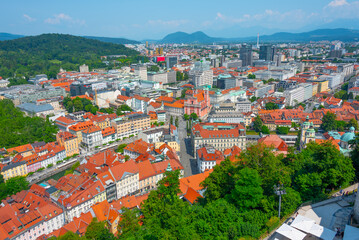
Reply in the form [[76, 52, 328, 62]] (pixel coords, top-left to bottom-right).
[[118, 207, 141, 236], [348, 92, 354, 100], [4, 176, 29, 198], [73, 99, 84, 112], [141, 170, 198, 239], [261, 125, 270, 134], [248, 74, 256, 79], [201, 159, 237, 202], [227, 168, 263, 211], [117, 144, 127, 153], [85, 218, 116, 240], [321, 112, 337, 132], [265, 102, 279, 110], [175, 117, 179, 128], [278, 87, 284, 92], [183, 114, 190, 121], [170, 116, 173, 125], [348, 118, 359, 130], [318, 105, 325, 109], [124, 155, 130, 161], [250, 96, 258, 102], [292, 141, 355, 200], [57, 231, 81, 240], [190, 113, 198, 121], [336, 120, 346, 131], [116, 108, 124, 116], [148, 65, 160, 72], [276, 127, 289, 135], [0, 174, 4, 185], [253, 116, 263, 132]]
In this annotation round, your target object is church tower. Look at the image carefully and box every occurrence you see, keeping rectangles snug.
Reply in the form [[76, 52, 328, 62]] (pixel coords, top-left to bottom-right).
[[300, 115, 310, 149], [305, 122, 316, 145]]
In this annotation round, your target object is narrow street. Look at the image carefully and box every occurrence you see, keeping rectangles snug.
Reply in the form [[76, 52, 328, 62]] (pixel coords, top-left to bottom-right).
[[178, 118, 198, 177]]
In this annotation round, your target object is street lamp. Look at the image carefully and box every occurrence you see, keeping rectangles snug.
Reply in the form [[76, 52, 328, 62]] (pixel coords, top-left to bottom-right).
[[274, 184, 286, 219]]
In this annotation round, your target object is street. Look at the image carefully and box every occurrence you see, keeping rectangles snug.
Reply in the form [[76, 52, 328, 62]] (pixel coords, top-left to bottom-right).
[[178, 117, 198, 177]]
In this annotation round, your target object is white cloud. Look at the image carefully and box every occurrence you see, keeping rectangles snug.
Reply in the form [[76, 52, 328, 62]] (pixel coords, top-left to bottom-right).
[[328, 0, 349, 7], [44, 13, 85, 26], [23, 14, 35, 22]]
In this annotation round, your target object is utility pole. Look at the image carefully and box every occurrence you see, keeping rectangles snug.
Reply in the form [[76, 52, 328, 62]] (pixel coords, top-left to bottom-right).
[[274, 184, 286, 219]]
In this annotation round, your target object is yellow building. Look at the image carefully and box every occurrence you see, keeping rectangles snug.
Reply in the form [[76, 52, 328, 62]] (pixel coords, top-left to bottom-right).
[[68, 121, 94, 144], [1, 161, 28, 181], [112, 113, 150, 138], [56, 131, 79, 157], [91, 114, 117, 130], [155, 141, 180, 152], [6, 144, 34, 158], [311, 83, 318, 96]]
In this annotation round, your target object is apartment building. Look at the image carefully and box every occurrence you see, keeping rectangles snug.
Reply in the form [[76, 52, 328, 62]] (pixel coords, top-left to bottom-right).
[[197, 145, 225, 173], [82, 126, 103, 150], [191, 122, 246, 157], [112, 113, 150, 138], [56, 131, 79, 157], [0, 189, 65, 240], [68, 121, 94, 144], [110, 160, 139, 199], [1, 161, 28, 181]]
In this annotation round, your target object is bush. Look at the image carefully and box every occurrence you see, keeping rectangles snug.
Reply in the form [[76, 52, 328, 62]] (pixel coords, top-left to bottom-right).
[[266, 217, 280, 233], [47, 164, 54, 168], [109, 141, 114, 144], [36, 167, 45, 172], [276, 127, 289, 135], [27, 172, 34, 176], [129, 134, 134, 138]]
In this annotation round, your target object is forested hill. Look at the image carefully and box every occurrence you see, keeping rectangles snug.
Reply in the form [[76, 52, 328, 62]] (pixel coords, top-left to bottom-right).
[[0, 34, 139, 79]]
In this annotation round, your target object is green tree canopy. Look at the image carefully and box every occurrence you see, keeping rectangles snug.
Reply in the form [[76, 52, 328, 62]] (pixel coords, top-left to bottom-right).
[[265, 102, 279, 110], [321, 112, 337, 132]]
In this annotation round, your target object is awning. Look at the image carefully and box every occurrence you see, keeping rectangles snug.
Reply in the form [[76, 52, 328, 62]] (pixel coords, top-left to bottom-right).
[[275, 224, 307, 240], [343, 225, 359, 240], [290, 215, 336, 240]]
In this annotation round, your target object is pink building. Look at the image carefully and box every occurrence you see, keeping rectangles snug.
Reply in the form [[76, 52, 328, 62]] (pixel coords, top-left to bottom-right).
[[184, 90, 211, 120]]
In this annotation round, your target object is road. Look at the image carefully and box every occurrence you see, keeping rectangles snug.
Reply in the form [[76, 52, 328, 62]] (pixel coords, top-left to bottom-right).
[[27, 157, 80, 183], [27, 135, 140, 184], [178, 118, 198, 177]]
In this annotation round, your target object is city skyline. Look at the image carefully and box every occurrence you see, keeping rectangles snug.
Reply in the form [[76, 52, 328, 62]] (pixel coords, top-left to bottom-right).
[[2, 0, 359, 40]]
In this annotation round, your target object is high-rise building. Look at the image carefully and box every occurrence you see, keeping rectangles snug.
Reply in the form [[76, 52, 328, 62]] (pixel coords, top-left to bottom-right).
[[217, 74, 236, 89], [133, 64, 148, 80], [155, 47, 163, 55], [240, 45, 253, 67], [146, 41, 149, 48], [166, 56, 178, 69], [259, 45, 276, 61], [189, 60, 213, 87]]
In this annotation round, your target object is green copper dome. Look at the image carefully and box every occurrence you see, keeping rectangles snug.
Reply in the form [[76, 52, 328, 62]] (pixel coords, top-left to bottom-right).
[[340, 130, 355, 142]]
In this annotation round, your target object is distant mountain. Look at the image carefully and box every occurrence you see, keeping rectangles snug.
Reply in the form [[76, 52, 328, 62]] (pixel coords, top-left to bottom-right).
[[83, 36, 140, 44], [257, 28, 359, 42], [159, 28, 359, 44], [0, 34, 138, 79], [0, 33, 24, 41], [159, 31, 222, 44]]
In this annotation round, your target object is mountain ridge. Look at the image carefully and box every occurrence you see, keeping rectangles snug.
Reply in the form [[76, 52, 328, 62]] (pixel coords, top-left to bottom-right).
[[159, 28, 359, 43]]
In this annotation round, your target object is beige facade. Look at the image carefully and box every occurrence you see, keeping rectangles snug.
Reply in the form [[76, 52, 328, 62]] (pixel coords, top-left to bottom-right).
[[1, 162, 28, 181], [112, 113, 150, 138], [56, 132, 79, 157], [155, 141, 180, 152], [191, 123, 247, 157]]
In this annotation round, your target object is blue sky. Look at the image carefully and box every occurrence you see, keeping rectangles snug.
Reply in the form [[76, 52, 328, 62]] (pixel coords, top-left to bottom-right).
[[1, 0, 359, 40]]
